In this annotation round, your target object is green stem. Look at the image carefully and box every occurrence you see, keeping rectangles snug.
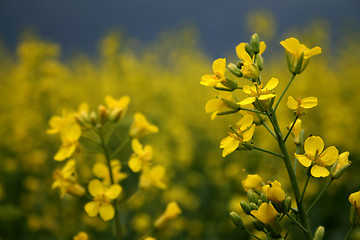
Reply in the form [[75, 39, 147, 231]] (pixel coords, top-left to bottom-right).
[[344, 225, 355, 240], [239, 107, 266, 115], [283, 115, 298, 143], [294, 144, 300, 176], [245, 229, 262, 240], [267, 108, 313, 240], [274, 73, 296, 111], [253, 146, 284, 159], [99, 128, 123, 240], [262, 122, 277, 139], [307, 178, 333, 214], [300, 171, 311, 204], [285, 212, 308, 233], [111, 136, 130, 159]]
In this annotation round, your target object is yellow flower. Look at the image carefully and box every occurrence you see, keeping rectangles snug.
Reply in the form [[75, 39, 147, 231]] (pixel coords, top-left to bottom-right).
[[52, 159, 85, 197], [287, 96, 318, 116], [139, 165, 167, 190], [54, 124, 82, 161], [128, 139, 153, 172], [205, 92, 234, 120], [73, 232, 89, 240], [239, 52, 260, 79], [280, 37, 321, 74], [105, 95, 131, 121], [295, 136, 339, 178], [220, 114, 255, 157], [46, 110, 75, 134], [349, 191, 360, 224], [262, 180, 286, 203], [289, 119, 303, 144], [331, 152, 351, 179], [200, 58, 226, 87], [84, 179, 122, 221], [93, 160, 128, 186], [129, 113, 159, 138], [239, 78, 279, 106], [154, 202, 182, 229], [241, 174, 263, 192], [251, 203, 280, 233]]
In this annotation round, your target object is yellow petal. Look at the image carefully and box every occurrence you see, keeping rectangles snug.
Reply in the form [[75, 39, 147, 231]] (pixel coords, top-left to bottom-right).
[[295, 153, 312, 167], [84, 201, 100, 217], [105, 184, 122, 199], [304, 136, 324, 158], [280, 37, 301, 57], [242, 124, 255, 142], [258, 93, 276, 100], [99, 203, 115, 221], [54, 144, 76, 161], [205, 99, 223, 113], [61, 125, 82, 142], [310, 165, 329, 178], [264, 78, 279, 91], [307, 46, 322, 57], [92, 162, 108, 178], [236, 43, 246, 60], [238, 114, 254, 129], [241, 52, 252, 64], [131, 138, 143, 154], [212, 58, 226, 77], [266, 186, 286, 203], [349, 191, 360, 208], [259, 41, 266, 55], [105, 95, 117, 109], [242, 174, 263, 191], [200, 74, 220, 87], [251, 203, 278, 224], [301, 97, 318, 109], [129, 156, 142, 172], [88, 179, 105, 197], [220, 137, 239, 157], [239, 97, 256, 105], [287, 96, 298, 110], [319, 146, 339, 166]]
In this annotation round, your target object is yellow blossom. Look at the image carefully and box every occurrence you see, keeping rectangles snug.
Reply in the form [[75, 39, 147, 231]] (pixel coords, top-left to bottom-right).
[[241, 174, 263, 192], [52, 159, 85, 197], [92, 160, 128, 186], [105, 95, 130, 121], [289, 119, 303, 144], [129, 113, 159, 138], [280, 37, 321, 74], [54, 124, 81, 161], [287, 96, 318, 116], [46, 110, 75, 134], [331, 152, 351, 179], [73, 232, 89, 240], [154, 202, 182, 229], [262, 180, 286, 203], [220, 114, 255, 157], [239, 77, 278, 105], [84, 179, 122, 221], [251, 203, 280, 233], [139, 165, 167, 190], [128, 139, 153, 172], [205, 92, 234, 120], [200, 58, 226, 87], [239, 52, 259, 79], [295, 136, 338, 178]]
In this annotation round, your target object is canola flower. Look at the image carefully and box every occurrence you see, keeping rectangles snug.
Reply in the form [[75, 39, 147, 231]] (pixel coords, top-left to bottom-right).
[[105, 95, 130, 121], [287, 96, 318, 116], [200, 58, 226, 87], [54, 124, 81, 161], [139, 165, 167, 190], [239, 77, 279, 106], [92, 160, 128, 186], [280, 37, 321, 74], [220, 114, 255, 157], [262, 180, 285, 204], [205, 92, 234, 120], [128, 138, 153, 172], [251, 203, 280, 234], [289, 119, 303, 145], [154, 202, 182, 229], [129, 113, 159, 138], [241, 174, 263, 192], [84, 179, 122, 221], [295, 136, 338, 177]]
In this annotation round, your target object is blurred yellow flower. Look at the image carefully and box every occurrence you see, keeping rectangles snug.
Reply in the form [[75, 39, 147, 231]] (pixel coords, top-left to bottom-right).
[[331, 151, 351, 179], [239, 78, 278, 105], [92, 160, 128, 185], [52, 159, 85, 197], [105, 95, 131, 121], [129, 113, 159, 138], [84, 179, 122, 221], [73, 232, 89, 240], [54, 124, 81, 161], [46, 111, 75, 134], [220, 114, 255, 157], [128, 139, 153, 172], [287, 96, 318, 116], [154, 201, 182, 229], [295, 136, 338, 177], [280, 37, 321, 74], [262, 180, 285, 203], [200, 58, 226, 87], [241, 174, 263, 192], [205, 92, 234, 120], [139, 165, 167, 190]]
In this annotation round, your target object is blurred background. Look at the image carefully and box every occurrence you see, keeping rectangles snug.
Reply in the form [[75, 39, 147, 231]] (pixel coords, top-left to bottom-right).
[[1, 0, 360, 239]]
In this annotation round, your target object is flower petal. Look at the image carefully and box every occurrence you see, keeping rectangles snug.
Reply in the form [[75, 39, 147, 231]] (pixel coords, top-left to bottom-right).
[[200, 74, 220, 87], [220, 137, 239, 157], [258, 93, 276, 100], [99, 203, 115, 221], [301, 97, 318, 109], [84, 201, 100, 217], [264, 78, 279, 91], [238, 114, 254, 129], [295, 153, 312, 167], [304, 136, 324, 158], [239, 97, 255, 105], [129, 156, 142, 172], [105, 184, 122, 199], [212, 58, 226, 77], [311, 165, 329, 178], [242, 124, 255, 142], [319, 146, 339, 166], [287, 96, 298, 110], [235, 43, 246, 60], [88, 179, 104, 197]]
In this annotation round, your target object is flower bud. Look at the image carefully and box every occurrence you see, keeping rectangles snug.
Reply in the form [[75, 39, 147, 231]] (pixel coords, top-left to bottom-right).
[[281, 197, 292, 213], [253, 219, 265, 231], [260, 193, 268, 203], [314, 226, 325, 240], [220, 98, 240, 111], [245, 43, 254, 58], [250, 203, 259, 210], [98, 105, 108, 125], [109, 108, 124, 122], [90, 111, 97, 127], [256, 55, 264, 71], [247, 190, 258, 203], [240, 201, 252, 215], [227, 63, 243, 77], [229, 211, 245, 229], [74, 115, 85, 127], [251, 33, 260, 54], [293, 52, 304, 74], [331, 152, 351, 179]]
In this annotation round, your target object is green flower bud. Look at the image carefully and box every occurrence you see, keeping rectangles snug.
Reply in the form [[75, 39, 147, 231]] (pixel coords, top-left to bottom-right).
[[331, 152, 351, 179], [250, 202, 259, 210], [251, 33, 260, 54], [253, 219, 265, 231], [98, 105, 108, 125], [257, 199, 263, 206], [220, 78, 238, 91], [240, 201, 252, 215], [220, 98, 240, 111], [229, 211, 245, 229], [247, 190, 258, 203], [90, 111, 97, 127], [245, 43, 254, 58], [281, 197, 292, 213], [314, 226, 325, 240], [256, 55, 264, 71], [227, 63, 243, 77]]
